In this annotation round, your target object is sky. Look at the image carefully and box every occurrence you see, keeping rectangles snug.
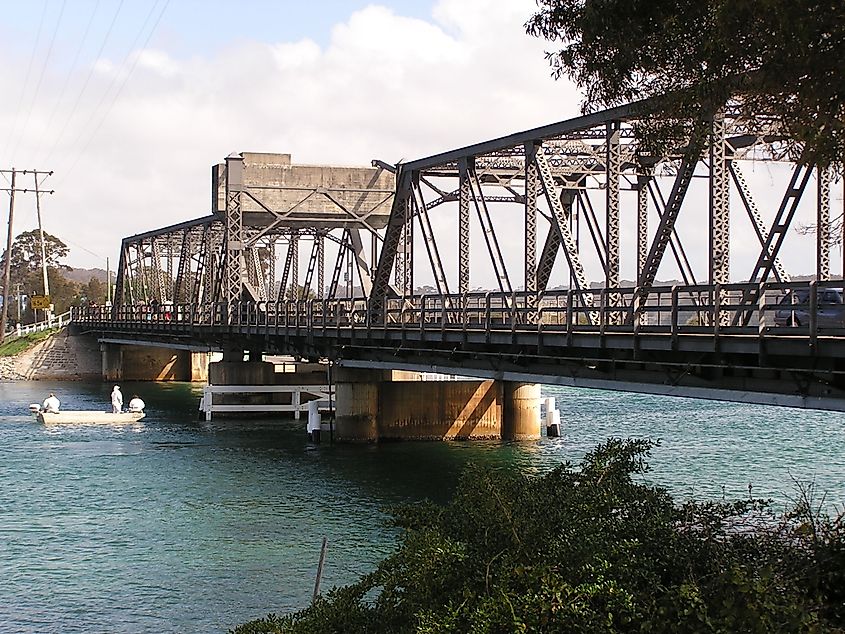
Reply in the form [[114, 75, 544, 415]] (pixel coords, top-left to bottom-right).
[[0, 0, 839, 286]]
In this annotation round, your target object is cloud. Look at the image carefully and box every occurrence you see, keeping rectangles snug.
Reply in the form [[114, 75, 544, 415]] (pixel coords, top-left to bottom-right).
[[0, 0, 833, 289]]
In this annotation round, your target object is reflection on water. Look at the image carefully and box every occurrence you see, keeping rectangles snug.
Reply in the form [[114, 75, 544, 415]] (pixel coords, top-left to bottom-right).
[[0, 380, 843, 632]]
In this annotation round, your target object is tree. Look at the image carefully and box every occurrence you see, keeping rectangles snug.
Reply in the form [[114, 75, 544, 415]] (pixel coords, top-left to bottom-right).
[[1, 229, 69, 278], [525, 0, 845, 167], [232, 439, 845, 633], [78, 276, 107, 305]]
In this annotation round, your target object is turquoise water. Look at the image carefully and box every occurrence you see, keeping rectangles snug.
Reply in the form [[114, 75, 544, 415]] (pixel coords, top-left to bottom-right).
[[1, 380, 844, 633]]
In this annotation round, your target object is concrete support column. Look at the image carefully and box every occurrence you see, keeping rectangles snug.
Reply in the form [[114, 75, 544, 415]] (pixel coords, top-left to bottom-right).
[[190, 352, 209, 383], [209, 360, 275, 385], [102, 343, 123, 381], [502, 382, 541, 441], [334, 367, 381, 442]]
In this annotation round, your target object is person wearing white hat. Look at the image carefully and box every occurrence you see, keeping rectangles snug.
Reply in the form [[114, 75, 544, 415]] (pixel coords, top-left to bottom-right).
[[111, 385, 123, 414]]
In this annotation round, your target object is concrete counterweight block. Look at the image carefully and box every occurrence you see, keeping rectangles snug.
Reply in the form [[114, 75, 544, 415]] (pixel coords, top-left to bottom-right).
[[502, 382, 541, 441]]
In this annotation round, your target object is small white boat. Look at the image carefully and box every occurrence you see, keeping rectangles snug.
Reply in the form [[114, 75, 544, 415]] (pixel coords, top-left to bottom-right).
[[35, 410, 145, 425]]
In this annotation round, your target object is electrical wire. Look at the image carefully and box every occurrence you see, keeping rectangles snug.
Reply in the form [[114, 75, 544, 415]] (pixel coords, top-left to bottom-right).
[[55, 0, 171, 189], [3, 0, 49, 166], [53, 0, 164, 182], [42, 0, 125, 168], [36, 0, 102, 167], [7, 0, 68, 166]]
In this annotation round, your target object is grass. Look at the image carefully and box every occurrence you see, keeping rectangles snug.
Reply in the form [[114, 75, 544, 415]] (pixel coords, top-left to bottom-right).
[[0, 328, 59, 357]]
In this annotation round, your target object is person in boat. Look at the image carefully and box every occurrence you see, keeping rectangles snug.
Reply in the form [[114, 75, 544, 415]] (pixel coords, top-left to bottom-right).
[[42, 392, 61, 413], [128, 395, 145, 413], [111, 385, 123, 414]]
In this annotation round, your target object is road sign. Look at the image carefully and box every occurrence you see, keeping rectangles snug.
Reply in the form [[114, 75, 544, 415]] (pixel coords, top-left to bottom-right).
[[30, 295, 50, 309]]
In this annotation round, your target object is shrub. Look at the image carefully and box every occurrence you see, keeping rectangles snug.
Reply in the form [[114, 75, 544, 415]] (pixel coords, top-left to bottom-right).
[[232, 439, 845, 633]]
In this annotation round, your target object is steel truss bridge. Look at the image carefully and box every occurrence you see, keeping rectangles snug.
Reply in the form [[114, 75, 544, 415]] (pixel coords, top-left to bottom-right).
[[74, 100, 845, 410]]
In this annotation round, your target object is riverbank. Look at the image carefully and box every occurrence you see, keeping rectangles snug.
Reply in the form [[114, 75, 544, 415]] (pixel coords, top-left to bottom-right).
[[0, 328, 100, 381]]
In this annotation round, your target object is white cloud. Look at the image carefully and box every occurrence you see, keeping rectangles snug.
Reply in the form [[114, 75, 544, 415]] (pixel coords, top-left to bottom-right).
[[0, 0, 835, 289]]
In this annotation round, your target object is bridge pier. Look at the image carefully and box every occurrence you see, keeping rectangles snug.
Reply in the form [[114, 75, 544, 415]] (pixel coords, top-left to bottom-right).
[[502, 382, 542, 441], [334, 367, 540, 442], [101, 343, 208, 382]]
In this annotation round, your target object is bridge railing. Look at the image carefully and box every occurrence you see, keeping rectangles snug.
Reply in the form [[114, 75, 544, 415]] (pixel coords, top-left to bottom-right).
[[4, 310, 72, 341], [70, 280, 845, 340]]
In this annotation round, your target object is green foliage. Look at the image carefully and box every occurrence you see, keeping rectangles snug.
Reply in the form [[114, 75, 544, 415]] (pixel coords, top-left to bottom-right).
[[0, 328, 58, 356], [525, 0, 845, 167], [233, 438, 845, 633], [1, 229, 69, 278], [284, 284, 317, 301]]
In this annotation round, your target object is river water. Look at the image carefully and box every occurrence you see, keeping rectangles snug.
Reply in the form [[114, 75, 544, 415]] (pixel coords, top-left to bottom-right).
[[1, 380, 843, 633]]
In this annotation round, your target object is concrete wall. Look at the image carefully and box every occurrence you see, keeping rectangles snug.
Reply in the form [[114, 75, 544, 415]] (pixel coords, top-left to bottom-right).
[[102, 344, 208, 382], [334, 368, 540, 442], [212, 152, 395, 228], [379, 380, 502, 440]]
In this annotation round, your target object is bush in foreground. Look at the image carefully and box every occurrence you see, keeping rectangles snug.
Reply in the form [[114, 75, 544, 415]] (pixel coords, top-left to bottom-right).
[[232, 439, 845, 633]]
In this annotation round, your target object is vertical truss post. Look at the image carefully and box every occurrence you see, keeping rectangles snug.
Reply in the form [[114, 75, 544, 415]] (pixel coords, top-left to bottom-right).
[[817, 166, 831, 281], [166, 234, 175, 300], [636, 170, 651, 283], [317, 233, 325, 298], [224, 154, 245, 313], [290, 232, 299, 298], [605, 122, 621, 315], [394, 222, 406, 293], [709, 113, 730, 324], [524, 144, 539, 318], [268, 241, 276, 299], [458, 158, 471, 297], [636, 168, 651, 324], [346, 246, 354, 298]]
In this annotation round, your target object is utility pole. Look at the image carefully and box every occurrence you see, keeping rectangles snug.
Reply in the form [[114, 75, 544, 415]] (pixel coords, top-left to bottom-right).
[[1, 169, 16, 342], [13, 282, 22, 322], [0, 168, 54, 342], [34, 173, 51, 319]]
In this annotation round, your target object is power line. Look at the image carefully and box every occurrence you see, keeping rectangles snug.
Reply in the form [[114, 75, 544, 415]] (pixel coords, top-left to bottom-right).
[[56, 0, 171, 188], [7, 0, 69, 165], [2, 0, 49, 166], [52, 0, 162, 180], [42, 0, 126, 168], [36, 0, 102, 166]]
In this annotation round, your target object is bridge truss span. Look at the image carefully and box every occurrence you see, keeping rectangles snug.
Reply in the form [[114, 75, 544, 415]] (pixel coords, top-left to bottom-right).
[[103, 102, 845, 409]]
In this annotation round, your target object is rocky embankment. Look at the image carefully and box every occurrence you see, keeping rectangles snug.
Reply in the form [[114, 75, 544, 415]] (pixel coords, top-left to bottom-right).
[[0, 356, 28, 380], [0, 329, 101, 381]]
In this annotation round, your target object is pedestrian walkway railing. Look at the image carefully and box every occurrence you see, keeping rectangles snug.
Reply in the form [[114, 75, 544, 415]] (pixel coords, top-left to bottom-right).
[[3, 310, 72, 341], [70, 280, 845, 341]]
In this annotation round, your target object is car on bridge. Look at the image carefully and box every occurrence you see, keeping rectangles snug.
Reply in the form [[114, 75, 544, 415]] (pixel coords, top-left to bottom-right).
[[774, 288, 845, 328]]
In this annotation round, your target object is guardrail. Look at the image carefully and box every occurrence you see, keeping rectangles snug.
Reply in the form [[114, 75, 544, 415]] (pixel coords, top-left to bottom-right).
[[3, 310, 72, 341], [70, 280, 845, 340], [199, 384, 333, 421]]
